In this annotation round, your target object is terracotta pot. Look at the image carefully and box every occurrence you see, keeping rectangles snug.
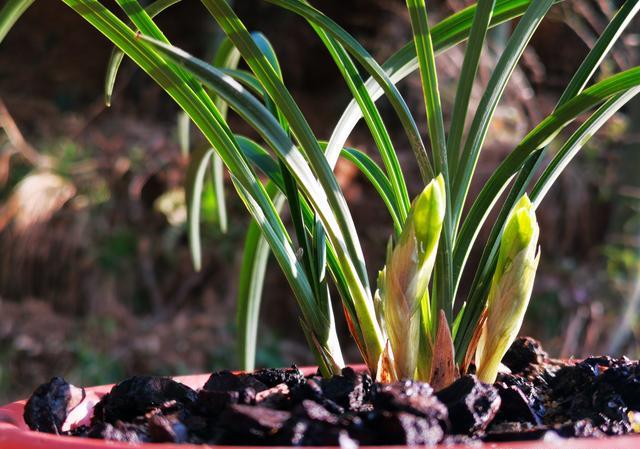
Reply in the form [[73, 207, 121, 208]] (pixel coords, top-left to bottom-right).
[[1, 368, 639, 449]]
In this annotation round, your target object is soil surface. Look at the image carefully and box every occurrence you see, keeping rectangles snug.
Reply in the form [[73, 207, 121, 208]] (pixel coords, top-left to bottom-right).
[[22, 337, 640, 445]]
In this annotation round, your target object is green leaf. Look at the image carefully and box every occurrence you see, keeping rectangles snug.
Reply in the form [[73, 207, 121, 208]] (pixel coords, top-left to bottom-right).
[[318, 4, 565, 326], [211, 36, 242, 115], [206, 36, 242, 236], [234, 30, 338, 373], [235, 134, 405, 371], [186, 146, 214, 272], [465, 0, 640, 281], [406, 0, 448, 183], [61, 0, 344, 371], [185, 138, 259, 274], [453, 1, 640, 361], [211, 153, 227, 233], [218, 67, 265, 94], [340, 147, 402, 235], [236, 135, 283, 186], [220, 67, 405, 235], [236, 135, 358, 373], [232, 177, 342, 377], [209, 32, 283, 237], [306, 16, 410, 221], [198, 3, 376, 320], [0, 0, 34, 45], [237, 133, 410, 370], [451, 0, 554, 230], [326, 0, 565, 173], [453, 68, 640, 361], [141, 22, 384, 374], [252, 29, 330, 327], [462, 69, 640, 267], [447, 0, 496, 176], [177, 111, 190, 156], [115, 0, 236, 261], [237, 183, 286, 371], [266, 0, 434, 183], [557, 0, 640, 105], [532, 88, 640, 206], [234, 135, 364, 369], [104, 0, 184, 106]]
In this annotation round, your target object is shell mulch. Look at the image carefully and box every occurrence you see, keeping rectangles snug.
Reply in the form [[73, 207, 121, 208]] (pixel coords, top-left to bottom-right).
[[23, 338, 640, 446]]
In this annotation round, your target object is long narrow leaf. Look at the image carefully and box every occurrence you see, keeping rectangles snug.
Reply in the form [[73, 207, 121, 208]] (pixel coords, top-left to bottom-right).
[[326, 0, 565, 170], [341, 147, 402, 235], [117, 1, 238, 250], [219, 33, 334, 342], [115, 0, 236, 268], [532, 89, 640, 206], [454, 89, 638, 359], [453, 68, 640, 360], [253, 30, 329, 324], [141, 31, 384, 369], [558, 0, 640, 105], [207, 35, 245, 236], [221, 62, 406, 231], [406, 0, 448, 183], [456, 67, 640, 273], [199, 0, 373, 289], [451, 0, 554, 229], [447, 0, 496, 175], [266, 0, 434, 183], [237, 183, 286, 370], [236, 135, 365, 371], [186, 146, 215, 271], [211, 153, 228, 232], [453, 0, 640, 286], [307, 18, 410, 221], [240, 136, 400, 237], [232, 178, 342, 376], [198, 4, 384, 365], [0, 0, 34, 44], [220, 33, 292, 370], [453, 1, 640, 359], [61, 0, 344, 369], [104, 0, 184, 106], [234, 134, 364, 336]]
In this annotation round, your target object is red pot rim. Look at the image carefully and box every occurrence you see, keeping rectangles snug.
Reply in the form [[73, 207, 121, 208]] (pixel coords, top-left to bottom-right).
[[1, 367, 639, 449]]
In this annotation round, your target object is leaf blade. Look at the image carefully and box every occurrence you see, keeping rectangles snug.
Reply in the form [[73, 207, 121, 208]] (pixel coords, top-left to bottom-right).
[[0, 0, 35, 45], [451, 0, 555, 230]]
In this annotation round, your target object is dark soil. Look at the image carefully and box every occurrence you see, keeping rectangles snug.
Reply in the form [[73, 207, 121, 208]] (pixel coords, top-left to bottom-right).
[[22, 338, 640, 445]]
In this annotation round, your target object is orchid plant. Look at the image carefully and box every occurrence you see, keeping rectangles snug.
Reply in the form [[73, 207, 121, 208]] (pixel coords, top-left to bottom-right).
[[2, 0, 639, 386]]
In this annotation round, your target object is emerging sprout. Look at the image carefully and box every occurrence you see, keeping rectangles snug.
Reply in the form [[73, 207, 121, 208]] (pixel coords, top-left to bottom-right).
[[377, 175, 445, 379], [475, 195, 540, 383]]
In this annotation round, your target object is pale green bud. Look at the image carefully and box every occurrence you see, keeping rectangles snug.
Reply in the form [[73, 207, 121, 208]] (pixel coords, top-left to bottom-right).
[[378, 175, 445, 379], [476, 195, 540, 383]]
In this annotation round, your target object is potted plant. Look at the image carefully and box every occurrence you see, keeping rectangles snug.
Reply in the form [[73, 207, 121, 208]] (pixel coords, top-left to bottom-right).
[[1, 0, 640, 447]]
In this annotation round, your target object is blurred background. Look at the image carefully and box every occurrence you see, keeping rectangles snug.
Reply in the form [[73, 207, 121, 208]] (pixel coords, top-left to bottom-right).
[[0, 0, 639, 403]]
